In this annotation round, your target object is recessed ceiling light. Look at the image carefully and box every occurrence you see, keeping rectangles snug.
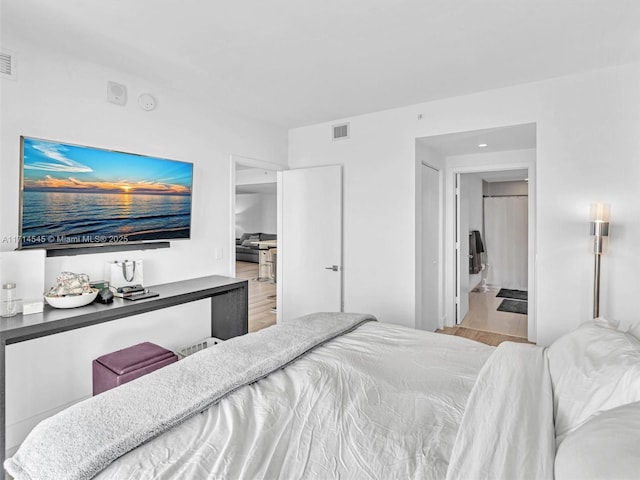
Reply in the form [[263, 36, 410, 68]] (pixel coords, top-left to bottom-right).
[[478, 143, 488, 148]]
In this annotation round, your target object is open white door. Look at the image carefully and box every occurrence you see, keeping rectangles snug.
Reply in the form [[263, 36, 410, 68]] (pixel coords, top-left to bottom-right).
[[454, 173, 470, 324], [456, 174, 472, 324], [277, 165, 342, 321]]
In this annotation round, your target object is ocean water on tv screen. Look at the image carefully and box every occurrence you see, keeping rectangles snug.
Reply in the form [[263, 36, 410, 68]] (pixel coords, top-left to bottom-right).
[[21, 190, 191, 247]]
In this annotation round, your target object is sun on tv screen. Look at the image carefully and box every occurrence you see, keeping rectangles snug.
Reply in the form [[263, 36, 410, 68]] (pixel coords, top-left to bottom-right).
[[19, 136, 193, 250]]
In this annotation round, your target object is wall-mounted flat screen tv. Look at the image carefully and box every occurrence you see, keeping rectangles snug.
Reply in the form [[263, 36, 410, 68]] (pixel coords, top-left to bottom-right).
[[19, 136, 193, 250]]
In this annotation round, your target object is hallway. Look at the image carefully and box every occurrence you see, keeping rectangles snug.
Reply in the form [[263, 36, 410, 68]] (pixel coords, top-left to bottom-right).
[[460, 287, 528, 339]]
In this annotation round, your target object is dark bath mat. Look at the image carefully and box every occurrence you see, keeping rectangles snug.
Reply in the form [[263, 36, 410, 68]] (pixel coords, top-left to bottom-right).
[[497, 299, 527, 315], [496, 288, 528, 301]]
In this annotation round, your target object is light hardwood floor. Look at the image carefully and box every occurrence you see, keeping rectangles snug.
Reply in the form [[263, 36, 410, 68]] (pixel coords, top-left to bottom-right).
[[459, 287, 528, 339], [235, 263, 528, 347], [235, 261, 277, 333], [436, 326, 533, 347]]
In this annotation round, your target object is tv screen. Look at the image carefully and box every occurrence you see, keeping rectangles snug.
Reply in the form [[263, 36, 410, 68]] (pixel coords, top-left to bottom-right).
[[19, 136, 193, 250]]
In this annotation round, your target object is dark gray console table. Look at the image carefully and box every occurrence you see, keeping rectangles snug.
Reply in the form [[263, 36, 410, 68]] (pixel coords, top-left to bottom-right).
[[0, 275, 248, 478]]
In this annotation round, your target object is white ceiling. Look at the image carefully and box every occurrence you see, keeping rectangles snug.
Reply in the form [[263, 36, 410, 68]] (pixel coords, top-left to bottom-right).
[[418, 123, 534, 182], [417, 123, 536, 157], [2, 1, 640, 129]]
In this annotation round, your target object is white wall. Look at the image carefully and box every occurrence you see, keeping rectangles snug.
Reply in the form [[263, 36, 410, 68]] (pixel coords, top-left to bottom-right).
[[235, 168, 278, 186], [289, 62, 640, 346], [0, 35, 287, 451], [462, 175, 484, 241], [235, 192, 277, 237]]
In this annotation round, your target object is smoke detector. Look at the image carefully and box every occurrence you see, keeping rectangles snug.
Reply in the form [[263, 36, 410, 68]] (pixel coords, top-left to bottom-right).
[[138, 93, 157, 111]]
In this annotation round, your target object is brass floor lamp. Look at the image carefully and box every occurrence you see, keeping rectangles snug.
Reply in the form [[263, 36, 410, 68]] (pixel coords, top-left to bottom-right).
[[590, 203, 610, 319]]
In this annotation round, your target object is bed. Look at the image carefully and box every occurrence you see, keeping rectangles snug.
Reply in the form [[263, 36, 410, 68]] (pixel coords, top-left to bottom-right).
[[4, 312, 640, 480]]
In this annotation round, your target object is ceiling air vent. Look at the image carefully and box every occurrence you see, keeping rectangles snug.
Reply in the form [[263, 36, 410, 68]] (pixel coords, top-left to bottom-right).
[[332, 123, 350, 141], [0, 50, 16, 79]]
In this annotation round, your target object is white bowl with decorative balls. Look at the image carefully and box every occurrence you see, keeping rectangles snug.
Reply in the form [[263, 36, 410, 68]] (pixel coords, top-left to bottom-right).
[[44, 288, 99, 309]]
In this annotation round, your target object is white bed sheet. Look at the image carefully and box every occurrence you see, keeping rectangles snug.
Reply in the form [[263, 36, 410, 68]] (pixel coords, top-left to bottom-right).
[[95, 322, 493, 480]]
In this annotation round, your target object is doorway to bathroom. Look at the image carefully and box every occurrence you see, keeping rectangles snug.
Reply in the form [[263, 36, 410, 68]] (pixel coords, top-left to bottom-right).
[[416, 122, 537, 343], [457, 170, 529, 339]]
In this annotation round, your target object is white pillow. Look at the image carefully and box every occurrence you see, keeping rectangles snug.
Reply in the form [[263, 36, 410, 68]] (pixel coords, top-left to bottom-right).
[[629, 319, 640, 340], [547, 318, 640, 443], [555, 401, 640, 480]]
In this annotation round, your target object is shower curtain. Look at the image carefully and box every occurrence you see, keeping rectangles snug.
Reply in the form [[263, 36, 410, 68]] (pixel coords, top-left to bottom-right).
[[483, 196, 528, 290]]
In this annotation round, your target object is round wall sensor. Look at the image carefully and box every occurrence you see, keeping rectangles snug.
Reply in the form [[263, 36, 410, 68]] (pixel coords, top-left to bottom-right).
[[138, 93, 157, 111]]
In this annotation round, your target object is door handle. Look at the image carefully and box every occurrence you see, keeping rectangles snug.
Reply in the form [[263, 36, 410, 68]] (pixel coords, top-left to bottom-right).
[[325, 265, 339, 272]]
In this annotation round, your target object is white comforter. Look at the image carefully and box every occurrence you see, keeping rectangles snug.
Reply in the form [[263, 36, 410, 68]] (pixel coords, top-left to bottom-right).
[[447, 342, 555, 480], [95, 322, 493, 480]]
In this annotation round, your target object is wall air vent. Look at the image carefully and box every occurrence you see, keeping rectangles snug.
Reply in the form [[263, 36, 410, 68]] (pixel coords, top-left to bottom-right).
[[332, 123, 350, 141], [0, 50, 16, 79]]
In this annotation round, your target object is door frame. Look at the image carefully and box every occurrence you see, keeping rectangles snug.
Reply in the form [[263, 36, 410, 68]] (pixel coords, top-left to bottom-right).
[[445, 162, 536, 342], [229, 154, 287, 277]]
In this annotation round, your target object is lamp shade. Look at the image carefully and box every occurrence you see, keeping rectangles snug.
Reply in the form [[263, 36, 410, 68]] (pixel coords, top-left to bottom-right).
[[590, 203, 610, 238], [590, 203, 610, 223]]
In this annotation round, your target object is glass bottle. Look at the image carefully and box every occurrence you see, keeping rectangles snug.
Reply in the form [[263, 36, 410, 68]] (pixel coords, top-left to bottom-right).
[[1, 283, 17, 317]]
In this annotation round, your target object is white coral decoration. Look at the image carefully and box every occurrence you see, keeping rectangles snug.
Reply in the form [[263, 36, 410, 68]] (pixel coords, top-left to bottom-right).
[[47, 272, 91, 297]]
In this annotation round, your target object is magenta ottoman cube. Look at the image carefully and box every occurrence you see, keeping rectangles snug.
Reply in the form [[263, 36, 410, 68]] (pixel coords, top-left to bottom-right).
[[92, 341, 178, 395]]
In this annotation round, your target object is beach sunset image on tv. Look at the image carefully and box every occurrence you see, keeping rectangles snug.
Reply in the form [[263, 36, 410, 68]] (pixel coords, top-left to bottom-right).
[[20, 137, 193, 248]]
